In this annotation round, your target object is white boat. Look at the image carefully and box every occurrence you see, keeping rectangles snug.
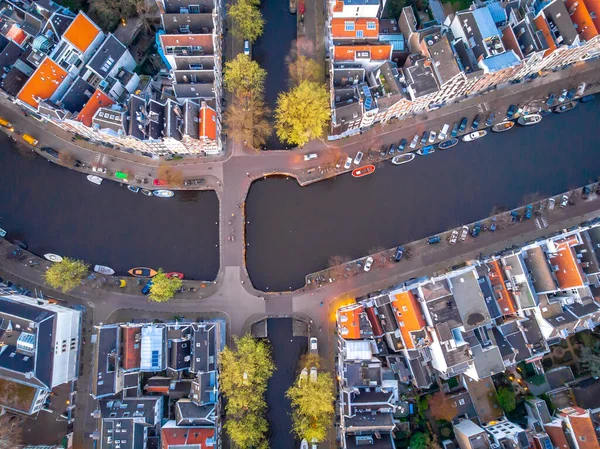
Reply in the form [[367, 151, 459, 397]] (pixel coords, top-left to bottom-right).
[[94, 265, 115, 275], [517, 114, 542, 126], [462, 130, 487, 142], [87, 175, 103, 185], [153, 189, 174, 198], [0, 228, 6, 238], [492, 121, 515, 132], [391, 153, 415, 165], [127, 185, 140, 193], [45, 253, 63, 263], [141, 189, 153, 197]]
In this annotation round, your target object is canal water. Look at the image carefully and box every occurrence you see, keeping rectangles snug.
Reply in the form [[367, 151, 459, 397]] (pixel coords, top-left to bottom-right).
[[0, 136, 220, 280], [245, 99, 600, 291]]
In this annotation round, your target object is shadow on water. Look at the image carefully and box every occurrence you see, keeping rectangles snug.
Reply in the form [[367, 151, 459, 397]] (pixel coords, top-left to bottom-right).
[[0, 137, 220, 280], [245, 100, 600, 291]]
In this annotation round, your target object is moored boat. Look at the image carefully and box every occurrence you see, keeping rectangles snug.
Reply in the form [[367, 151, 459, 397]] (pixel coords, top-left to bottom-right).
[[462, 130, 487, 142], [166, 272, 184, 279], [416, 145, 435, 156], [94, 265, 115, 275], [128, 267, 158, 277], [517, 114, 542, 126], [141, 189, 153, 197], [87, 175, 102, 185], [0, 228, 6, 238], [438, 138, 458, 150], [45, 253, 63, 263], [352, 165, 375, 178], [492, 121, 515, 132], [128, 185, 140, 193], [554, 101, 578, 113], [153, 189, 174, 198], [391, 153, 415, 165]]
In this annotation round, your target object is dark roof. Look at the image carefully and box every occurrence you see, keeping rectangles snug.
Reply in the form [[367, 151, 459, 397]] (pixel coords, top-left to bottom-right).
[[173, 55, 214, 70], [60, 76, 93, 113], [521, 317, 547, 356], [540, 0, 578, 45], [1, 65, 28, 96], [403, 58, 439, 99], [168, 338, 191, 371], [87, 34, 127, 78], [345, 433, 396, 448], [99, 397, 161, 449], [376, 302, 398, 334], [148, 99, 166, 140], [577, 231, 600, 275], [333, 66, 365, 88], [0, 40, 23, 70], [162, 0, 215, 14], [128, 95, 147, 139], [501, 321, 532, 362], [343, 360, 382, 388], [92, 107, 128, 135], [92, 325, 119, 398], [476, 271, 503, 319], [173, 82, 215, 100], [173, 69, 214, 84], [545, 366, 575, 390], [451, 390, 477, 419], [162, 13, 213, 33], [345, 410, 396, 432], [191, 322, 217, 373], [44, 12, 74, 41], [164, 99, 183, 141], [377, 61, 402, 95], [492, 326, 516, 361], [455, 11, 486, 60], [406, 351, 433, 388], [192, 371, 217, 405], [175, 398, 215, 426], [183, 99, 200, 139], [522, 246, 557, 294], [424, 32, 461, 85]]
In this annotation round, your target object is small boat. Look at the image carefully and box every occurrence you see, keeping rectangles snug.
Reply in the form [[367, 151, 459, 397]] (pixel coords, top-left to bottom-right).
[[352, 165, 375, 178], [580, 94, 595, 103], [0, 228, 6, 238], [492, 121, 515, 132], [44, 253, 63, 263], [128, 267, 158, 277], [94, 265, 115, 275], [153, 189, 175, 198], [391, 153, 415, 165], [128, 186, 140, 193], [141, 189, 153, 197], [166, 272, 184, 279], [87, 175, 103, 185], [517, 114, 542, 126], [554, 101, 578, 113], [462, 130, 487, 142], [539, 109, 551, 116], [416, 145, 435, 156], [438, 138, 458, 150]]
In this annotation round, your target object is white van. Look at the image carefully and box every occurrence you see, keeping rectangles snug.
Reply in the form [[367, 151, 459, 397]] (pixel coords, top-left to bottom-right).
[[439, 124, 450, 140]]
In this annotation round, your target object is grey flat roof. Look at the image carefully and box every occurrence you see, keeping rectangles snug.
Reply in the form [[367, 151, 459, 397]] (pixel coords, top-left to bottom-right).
[[449, 271, 491, 331], [424, 33, 461, 85], [87, 34, 127, 78], [345, 433, 396, 448], [60, 76, 93, 113], [163, 0, 215, 14], [541, 0, 578, 45], [173, 55, 214, 70], [1, 65, 28, 96], [522, 246, 557, 294], [92, 326, 119, 398], [333, 66, 365, 88], [173, 69, 214, 84], [404, 61, 439, 98], [162, 13, 214, 34], [0, 41, 24, 70], [173, 82, 215, 100]]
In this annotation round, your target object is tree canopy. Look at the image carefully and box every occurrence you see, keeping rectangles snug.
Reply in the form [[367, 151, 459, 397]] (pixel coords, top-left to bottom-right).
[[44, 257, 88, 293], [496, 386, 516, 413], [157, 165, 184, 186], [428, 391, 458, 422], [275, 81, 330, 147], [410, 432, 430, 449], [224, 95, 271, 148], [288, 55, 322, 87], [148, 269, 182, 302], [229, 0, 264, 43], [224, 54, 267, 98]]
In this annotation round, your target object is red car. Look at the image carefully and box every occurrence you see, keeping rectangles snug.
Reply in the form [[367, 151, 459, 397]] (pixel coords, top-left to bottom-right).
[[153, 179, 167, 186]]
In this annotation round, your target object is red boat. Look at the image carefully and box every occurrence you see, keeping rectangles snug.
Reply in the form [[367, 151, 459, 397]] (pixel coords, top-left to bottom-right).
[[352, 165, 375, 178], [166, 272, 184, 279]]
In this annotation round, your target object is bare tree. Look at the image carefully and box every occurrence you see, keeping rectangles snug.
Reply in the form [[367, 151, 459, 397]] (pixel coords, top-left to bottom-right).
[[157, 165, 184, 186], [224, 95, 271, 149], [328, 255, 350, 268], [0, 413, 24, 449], [58, 151, 75, 166]]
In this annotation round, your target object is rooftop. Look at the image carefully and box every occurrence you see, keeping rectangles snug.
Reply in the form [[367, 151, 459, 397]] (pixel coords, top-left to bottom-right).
[[122, 325, 142, 371], [331, 18, 379, 39], [0, 377, 37, 413], [333, 44, 392, 62], [487, 260, 517, 315], [404, 58, 439, 99], [522, 246, 558, 293], [162, 13, 214, 34], [539, 0, 579, 46], [199, 102, 217, 141], [62, 11, 101, 53], [159, 33, 214, 55], [59, 76, 93, 113], [77, 89, 114, 127], [162, 0, 216, 14], [338, 304, 373, 339], [87, 34, 127, 78], [465, 376, 503, 423], [391, 291, 426, 349], [17, 56, 67, 108], [161, 423, 215, 448], [548, 239, 586, 290], [423, 32, 461, 85]]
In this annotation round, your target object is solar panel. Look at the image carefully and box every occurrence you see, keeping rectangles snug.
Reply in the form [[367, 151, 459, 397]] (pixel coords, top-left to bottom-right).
[[364, 98, 372, 109], [362, 85, 370, 96]]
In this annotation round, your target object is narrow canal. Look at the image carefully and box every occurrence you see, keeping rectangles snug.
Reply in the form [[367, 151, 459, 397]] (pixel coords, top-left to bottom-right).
[[245, 99, 600, 291], [0, 137, 220, 280]]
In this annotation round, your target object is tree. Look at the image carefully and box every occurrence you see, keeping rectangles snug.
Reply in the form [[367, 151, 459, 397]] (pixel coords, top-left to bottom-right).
[[496, 386, 516, 413], [275, 81, 330, 147], [287, 371, 335, 443], [581, 346, 600, 378], [148, 269, 182, 302], [224, 54, 267, 98], [44, 257, 88, 293], [223, 96, 272, 148], [229, 0, 264, 43], [428, 391, 458, 422], [288, 55, 322, 87], [224, 413, 269, 449], [157, 165, 184, 186], [410, 432, 430, 449]]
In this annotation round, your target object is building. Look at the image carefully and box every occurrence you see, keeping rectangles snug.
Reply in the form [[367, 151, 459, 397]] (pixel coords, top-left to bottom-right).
[[454, 419, 491, 449], [558, 407, 600, 449]]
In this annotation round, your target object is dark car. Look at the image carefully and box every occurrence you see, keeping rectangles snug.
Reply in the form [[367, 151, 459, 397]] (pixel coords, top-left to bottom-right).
[[420, 132, 429, 145], [471, 223, 481, 237], [485, 113, 495, 127], [471, 115, 480, 130], [524, 205, 533, 219], [398, 138, 407, 151], [427, 236, 441, 244], [566, 88, 576, 100], [394, 246, 404, 262], [451, 122, 459, 137], [74, 159, 83, 167], [41, 146, 59, 158], [388, 143, 396, 155], [458, 117, 468, 132], [380, 147, 387, 157], [506, 104, 517, 119], [546, 94, 556, 106]]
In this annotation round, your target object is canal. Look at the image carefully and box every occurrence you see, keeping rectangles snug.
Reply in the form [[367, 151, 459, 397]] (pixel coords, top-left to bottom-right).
[[0, 137, 220, 280], [245, 99, 600, 291]]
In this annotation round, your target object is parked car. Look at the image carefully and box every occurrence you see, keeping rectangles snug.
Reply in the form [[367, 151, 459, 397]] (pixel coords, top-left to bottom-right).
[[41, 146, 59, 158], [546, 94, 556, 106], [489, 217, 497, 232], [451, 122, 459, 137], [525, 204, 533, 219], [153, 179, 168, 186], [304, 153, 318, 161], [410, 134, 419, 149], [548, 197, 555, 210], [92, 166, 107, 174], [506, 104, 517, 119], [560, 194, 569, 208], [364, 257, 374, 272], [388, 143, 396, 155], [471, 115, 480, 129], [449, 230, 459, 245], [310, 337, 318, 354], [459, 117, 468, 132], [428, 131, 437, 143], [398, 138, 407, 151], [244, 40, 250, 56], [344, 157, 353, 169], [459, 226, 469, 241], [394, 246, 404, 262], [566, 88, 576, 101], [583, 186, 591, 198], [577, 82, 586, 97], [74, 159, 83, 168], [558, 89, 568, 102], [471, 223, 481, 237], [353, 152, 363, 165], [141, 280, 153, 295], [439, 124, 450, 140], [485, 113, 495, 127], [428, 236, 441, 244], [420, 132, 429, 145]]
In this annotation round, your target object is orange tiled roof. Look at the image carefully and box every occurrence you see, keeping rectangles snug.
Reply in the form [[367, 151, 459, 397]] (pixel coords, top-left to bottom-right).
[[548, 243, 586, 290], [337, 304, 364, 339], [63, 12, 101, 53], [121, 326, 141, 371], [331, 18, 379, 39], [333, 0, 344, 12], [543, 422, 570, 449], [333, 44, 392, 61], [489, 260, 517, 315], [560, 408, 600, 449], [200, 103, 217, 141], [7, 24, 26, 45], [392, 291, 426, 350], [162, 427, 214, 449], [534, 15, 557, 56], [17, 57, 67, 108], [77, 90, 114, 127], [583, 0, 600, 31], [566, 0, 599, 41], [160, 34, 214, 52]]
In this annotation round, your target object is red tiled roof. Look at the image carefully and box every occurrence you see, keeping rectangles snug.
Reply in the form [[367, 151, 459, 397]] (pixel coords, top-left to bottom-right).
[[17, 57, 68, 108], [199, 102, 217, 141], [548, 239, 586, 290], [331, 18, 379, 39], [333, 44, 392, 61], [77, 90, 114, 127], [543, 422, 570, 449], [489, 260, 517, 315], [333, 0, 344, 12], [560, 408, 600, 449], [337, 304, 364, 339], [534, 15, 557, 56], [121, 326, 141, 371], [63, 12, 101, 53], [392, 291, 426, 350], [161, 426, 215, 448], [582, 0, 600, 31], [365, 305, 384, 338], [566, 0, 599, 41], [7, 24, 26, 45]]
